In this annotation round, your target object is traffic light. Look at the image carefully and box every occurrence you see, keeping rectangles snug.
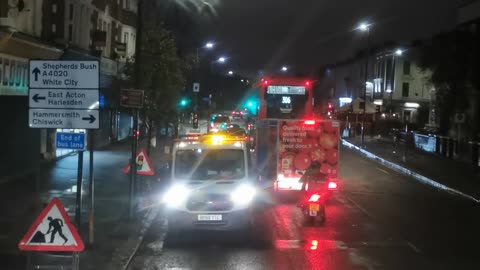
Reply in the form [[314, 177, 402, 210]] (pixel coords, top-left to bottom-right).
[[192, 113, 199, 129], [180, 98, 188, 106], [327, 103, 334, 118]]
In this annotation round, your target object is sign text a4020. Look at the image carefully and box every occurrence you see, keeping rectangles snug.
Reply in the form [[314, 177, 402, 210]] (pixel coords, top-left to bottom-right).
[[29, 60, 99, 89]]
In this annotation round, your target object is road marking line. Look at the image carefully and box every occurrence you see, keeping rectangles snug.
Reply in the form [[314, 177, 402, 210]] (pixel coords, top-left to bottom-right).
[[407, 241, 422, 253], [344, 195, 374, 220], [376, 167, 390, 175]]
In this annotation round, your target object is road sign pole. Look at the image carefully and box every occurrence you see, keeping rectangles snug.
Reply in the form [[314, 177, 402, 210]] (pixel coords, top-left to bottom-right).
[[72, 252, 80, 270], [75, 151, 84, 233], [88, 130, 94, 245], [129, 109, 139, 219]]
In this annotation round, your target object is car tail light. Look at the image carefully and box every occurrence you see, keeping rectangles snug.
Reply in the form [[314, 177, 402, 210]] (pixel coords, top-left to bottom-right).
[[310, 240, 319, 250], [328, 181, 338, 190], [304, 120, 315, 125], [308, 194, 321, 202]]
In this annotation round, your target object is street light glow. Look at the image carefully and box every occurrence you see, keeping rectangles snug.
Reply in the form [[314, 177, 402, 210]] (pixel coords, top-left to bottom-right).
[[218, 57, 226, 63], [357, 22, 370, 31], [228, 70, 233, 75], [395, 49, 403, 56], [281, 66, 288, 72], [205, 42, 214, 49]]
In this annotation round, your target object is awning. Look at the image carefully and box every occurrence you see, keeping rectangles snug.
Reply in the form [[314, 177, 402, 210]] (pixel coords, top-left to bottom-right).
[[0, 27, 63, 60]]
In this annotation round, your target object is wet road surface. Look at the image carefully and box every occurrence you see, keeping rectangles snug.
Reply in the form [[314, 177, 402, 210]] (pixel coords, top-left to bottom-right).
[[128, 147, 480, 270]]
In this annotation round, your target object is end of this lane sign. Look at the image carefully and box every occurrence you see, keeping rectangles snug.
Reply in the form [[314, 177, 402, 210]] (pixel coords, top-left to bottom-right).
[[56, 132, 86, 150], [29, 60, 99, 89]]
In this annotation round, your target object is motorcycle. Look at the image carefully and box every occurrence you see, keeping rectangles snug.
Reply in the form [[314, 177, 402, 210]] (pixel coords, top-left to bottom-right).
[[299, 179, 339, 226]]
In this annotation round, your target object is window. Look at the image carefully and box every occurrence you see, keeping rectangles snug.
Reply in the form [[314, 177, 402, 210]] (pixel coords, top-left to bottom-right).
[[69, 4, 74, 20], [124, 32, 128, 43], [52, 24, 56, 33], [402, 82, 409, 97], [68, 24, 73, 42], [52, 4, 57, 13], [403, 61, 411, 75], [174, 149, 245, 180]]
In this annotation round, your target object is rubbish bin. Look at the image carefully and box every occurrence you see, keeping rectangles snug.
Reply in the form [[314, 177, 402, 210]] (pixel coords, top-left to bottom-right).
[[435, 135, 441, 154], [470, 141, 480, 167], [438, 136, 447, 156], [447, 138, 454, 159]]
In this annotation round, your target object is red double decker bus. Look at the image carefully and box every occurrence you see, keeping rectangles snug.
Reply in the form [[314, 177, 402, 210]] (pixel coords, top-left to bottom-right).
[[258, 77, 314, 120]]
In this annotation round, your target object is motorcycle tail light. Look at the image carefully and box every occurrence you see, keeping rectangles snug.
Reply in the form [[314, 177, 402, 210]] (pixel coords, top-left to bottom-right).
[[308, 194, 321, 202], [328, 181, 338, 190]]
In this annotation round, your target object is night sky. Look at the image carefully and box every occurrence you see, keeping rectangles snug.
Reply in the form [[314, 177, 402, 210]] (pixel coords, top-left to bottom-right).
[[162, 0, 463, 77]]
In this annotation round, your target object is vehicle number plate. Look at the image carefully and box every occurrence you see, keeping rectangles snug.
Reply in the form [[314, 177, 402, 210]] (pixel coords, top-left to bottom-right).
[[309, 204, 320, 211], [197, 214, 222, 221]]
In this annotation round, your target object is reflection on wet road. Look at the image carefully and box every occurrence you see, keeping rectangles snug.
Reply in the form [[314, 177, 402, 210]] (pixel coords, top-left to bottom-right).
[[128, 147, 480, 270]]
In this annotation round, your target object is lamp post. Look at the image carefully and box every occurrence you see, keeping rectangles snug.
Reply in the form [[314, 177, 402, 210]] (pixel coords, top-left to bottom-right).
[[357, 22, 371, 147], [194, 42, 215, 112], [386, 49, 404, 117]]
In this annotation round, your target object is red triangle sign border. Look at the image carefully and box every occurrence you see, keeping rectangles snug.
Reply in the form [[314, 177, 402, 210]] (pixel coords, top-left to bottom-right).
[[18, 197, 84, 252], [122, 148, 155, 176]]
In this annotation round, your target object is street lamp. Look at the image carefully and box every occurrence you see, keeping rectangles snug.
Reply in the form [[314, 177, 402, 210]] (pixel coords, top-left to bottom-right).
[[395, 49, 403, 56], [211, 56, 227, 72], [281, 66, 288, 72], [228, 70, 234, 75], [357, 22, 371, 32], [357, 21, 372, 147], [205, 42, 214, 49]]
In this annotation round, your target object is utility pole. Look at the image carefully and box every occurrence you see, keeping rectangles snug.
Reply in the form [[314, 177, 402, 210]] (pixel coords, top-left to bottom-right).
[[361, 27, 371, 147], [129, 0, 144, 219]]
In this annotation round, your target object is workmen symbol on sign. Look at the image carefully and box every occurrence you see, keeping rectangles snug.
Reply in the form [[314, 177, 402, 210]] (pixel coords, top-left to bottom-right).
[[46, 216, 68, 244], [29, 216, 68, 244]]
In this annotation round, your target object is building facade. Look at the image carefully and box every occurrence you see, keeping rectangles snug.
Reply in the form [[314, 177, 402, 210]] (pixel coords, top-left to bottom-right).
[[0, 0, 137, 178], [322, 46, 435, 127]]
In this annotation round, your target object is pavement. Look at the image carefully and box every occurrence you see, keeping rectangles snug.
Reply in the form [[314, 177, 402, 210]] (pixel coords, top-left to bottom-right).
[[125, 146, 480, 270], [0, 137, 172, 270], [343, 136, 480, 200]]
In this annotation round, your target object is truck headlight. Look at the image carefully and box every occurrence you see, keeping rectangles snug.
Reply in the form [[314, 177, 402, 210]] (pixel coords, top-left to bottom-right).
[[162, 185, 191, 207], [231, 184, 256, 206]]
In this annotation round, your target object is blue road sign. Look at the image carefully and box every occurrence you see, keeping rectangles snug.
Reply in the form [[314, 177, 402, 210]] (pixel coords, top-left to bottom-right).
[[56, 132, 86, 150]]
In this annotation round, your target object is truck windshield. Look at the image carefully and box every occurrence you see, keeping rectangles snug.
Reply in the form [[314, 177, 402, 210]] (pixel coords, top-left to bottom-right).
[[174, 149, 245, 180]]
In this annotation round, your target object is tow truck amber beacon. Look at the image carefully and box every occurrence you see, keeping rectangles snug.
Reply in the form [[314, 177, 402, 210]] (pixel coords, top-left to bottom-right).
[[161, 134, 256, 235]]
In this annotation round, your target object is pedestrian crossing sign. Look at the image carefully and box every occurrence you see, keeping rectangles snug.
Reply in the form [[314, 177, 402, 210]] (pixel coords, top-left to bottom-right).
[[18, 197, 84, 252], [123, 148, 155, 176]]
